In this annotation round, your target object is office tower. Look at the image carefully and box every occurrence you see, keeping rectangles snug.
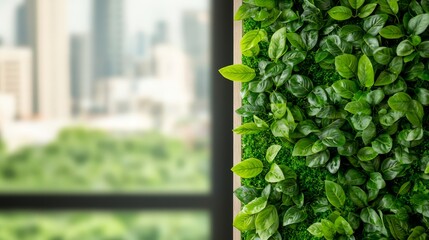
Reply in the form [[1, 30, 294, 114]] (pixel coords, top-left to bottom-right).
[[0, 48, 33, 119], [92, 0, 124, 79], [182, 11, 210, 104], [16, 3, 29, 46], [70, 34, 92, 115], [27, 0, 70, 119]]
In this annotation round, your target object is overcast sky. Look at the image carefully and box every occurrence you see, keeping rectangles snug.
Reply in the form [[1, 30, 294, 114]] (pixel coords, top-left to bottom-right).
[[0, 0, 209, 45]]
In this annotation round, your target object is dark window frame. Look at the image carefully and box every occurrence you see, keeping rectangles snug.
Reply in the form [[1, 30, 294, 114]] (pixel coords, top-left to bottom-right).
[[0, 1, 234, 239]]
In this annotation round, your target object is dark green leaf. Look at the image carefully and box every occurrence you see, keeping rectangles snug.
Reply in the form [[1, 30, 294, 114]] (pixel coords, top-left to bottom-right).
[[287, 75, 314, 98], [231, 158, 264, 178], [286, 32, 306, 50], [418, 41, 429, 58], [219, 64, 256, 82], [388, 92, 412, 112], [385, 215, 409, 240], [366, 89, 385, 105], [234, 186, 259, 204], [398, 181, 412, 195], [349, 186, 369, 208], [396, 40, 415, 57], [373, 47, 393, 65], [346, 169, 367, 185], [325, 180, 346, 209], [367, 172, 386, 190], [351, 114, 372, 131], [327, 155, 341, 174], [381, 158, 403, 180], [407, 13, 429, 35], [405, 100, 424, 127], [363, 14, 389, 36], [345, 100, 371, 115], [320, 128, 346, 147], [349, 0, 365, 9], [307, 150, 330, 168], [283, 206, 308, 226], [360, 207, 383, 227], [416, 88, 429, 105], [292, 138, 316, 156], [362, 122, 377, 145], [328, 6, 353, 21], [339, 25, 365, 43], [371, 134, 393, 154], [301, 30, 319, 51], [332, 80, 358, 99], [282, 50, 307, 65], [374, 71, 397, 86]]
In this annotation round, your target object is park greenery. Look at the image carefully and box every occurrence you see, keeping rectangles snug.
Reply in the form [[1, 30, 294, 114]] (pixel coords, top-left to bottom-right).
[[220, 0, 429, 239]]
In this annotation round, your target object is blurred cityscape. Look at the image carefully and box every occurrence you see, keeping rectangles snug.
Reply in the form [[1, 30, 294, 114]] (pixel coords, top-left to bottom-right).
[[0, 0, 211, 192]]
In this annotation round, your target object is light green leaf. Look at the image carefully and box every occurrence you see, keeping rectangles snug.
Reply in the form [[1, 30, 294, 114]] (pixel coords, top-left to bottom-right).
[[396, 40, 415, 56], [307, 222, 324, 237], [325, 180, 346, 209], [269, 27, 288, 60], [286, 32, 306, 50], [240, 29, 267, 56], [349, 0, 365, 9], [379, 25, 404, 39], [345, 100, 371, 115], [357, 147, 378, 161], [373, 47, 393, 65], [367, 172, 386, 190], [243, 196, 268, 214], [335, 54, 358, 78], [219, 64, 256, 82], [371, 134, 393, 154], [266, 145, 282, 163], [292, 138, 316, 156], [265, 163, 285, 183], [358, 3, 377, 18], [256, 205, 279, 240], [233, 122, 266, 135], [335, 216, 354, 236], [407, 13, 429, 35], [233, 211, 256, 231], [388, 92, 412, 112], [358, 54, 375, 87], [321, 219, 336, 240], [332, 80, 358, 99], [231, 158, 264, 178], [328, 6, 353, 21], [366, 89, 385, 105]]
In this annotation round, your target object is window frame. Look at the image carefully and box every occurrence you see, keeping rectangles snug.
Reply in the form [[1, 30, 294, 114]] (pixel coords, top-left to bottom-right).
[[0, 1, 234, 239]]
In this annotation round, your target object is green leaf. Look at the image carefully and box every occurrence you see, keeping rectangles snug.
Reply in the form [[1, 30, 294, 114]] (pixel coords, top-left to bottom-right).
[[349, 0, 365, 9], [307, 222, 324, 237], [381, 158, 403, 180], [358, 3, 378, 18], [339, 25, 365, 43], [247, 0, 276, 9], [385, 215, 409, 240], [374, 70, 397, 86], [326, 35, 352, 56], [234, 4, 258, 20], [286, 32, 306, 51], [358, 54, 375, 87], [396, 40, 415, 57], [366, 89, 385, 105], [292, 138, 316, 156], [332, 80, 358, 99], [405, 100, 424, 127], [362, 122, 376, 145], [328, 6, 353, 21], [407, 13, 429, 35], [219, 64, 256, 82], [231, 158, 264, 178], [408, 226, 427, 240], [282, 50, 307, 65], [265, 163, 285, 183], [301, 30, 319, 50], [327, 155, 341, 174], [371, 134, 393, 154], [349, 186, 369, 208], [253, 9, 270, 21], [416, 88, 429, 106], [398, 181, 412, 195], [255, 205, 279, 240], [388, 92, 412, 112], [233, 122, 266, 135], [234, 211, 256, 231], [388, 56, 403, 75], [240, 29, 267, 56], [357, 147, 378, 161], [325, 180, 346, 209], [297, 120, 320, 136], [320, 128, 346, 147], [254, 115, 269, 129], [363, 14, 388, 36], [287, 75, 314, 98], [243, 196, 268, 214], [373, 47, 393, 65], [345, 100, 371, 115], [418, 41, 429, 58], [351, 114, 372, 131], [367, 172, 386, 190], [360, 207, 383, 227], [234, 186, 259, 204], [269, 27, 288, 60], [283, 206, 308, 226], [345, 169, 366, 186], [275, 179, 298, 196], [335, 216, 354, 236], [261, 8, 282, 27], [321, 219, 336, 240], [307, 150, 330, 168], [266, 145, 282, 163], [335, 54, 358, 78], [379, 25, 404, 39]]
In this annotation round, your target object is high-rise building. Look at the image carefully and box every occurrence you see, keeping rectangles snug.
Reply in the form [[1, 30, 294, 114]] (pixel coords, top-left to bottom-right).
[[15, 3, 29, 46], [182, 11, 210, 105], [70, 34, 92, 115], [92, 0, 124, 79], [0, 48, 33, 119], [27, 0, 70, 119]]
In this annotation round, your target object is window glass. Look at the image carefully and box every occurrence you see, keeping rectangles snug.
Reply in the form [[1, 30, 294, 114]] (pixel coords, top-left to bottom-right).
[[0, 211, 210, 239], [0, 0, 210, 192]]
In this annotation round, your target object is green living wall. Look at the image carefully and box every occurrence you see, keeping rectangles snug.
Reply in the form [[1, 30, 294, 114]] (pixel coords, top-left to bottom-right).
[[220, 0, 429, 239]]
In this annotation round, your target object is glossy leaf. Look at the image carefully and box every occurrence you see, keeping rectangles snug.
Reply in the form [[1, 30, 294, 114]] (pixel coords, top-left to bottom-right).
[[283, 206, 308, 226], [335, 54, 358, 78], [325, 180, 346, 209], [266, 145, 282, 163], [231, 158, 264, 178], [358, 54, 375, 87], [219, 64, 256, 82], [328, 6, 353, 21], [268, 27, 288, 60]]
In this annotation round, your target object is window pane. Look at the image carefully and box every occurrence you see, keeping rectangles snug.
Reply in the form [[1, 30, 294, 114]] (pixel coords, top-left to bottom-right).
[[0, 211, 210, 239], [0, 0, 210, 192]]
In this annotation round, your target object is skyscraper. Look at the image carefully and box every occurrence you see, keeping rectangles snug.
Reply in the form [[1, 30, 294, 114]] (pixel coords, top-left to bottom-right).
[[70, 34, 92, 115], [92, 0, 124, 80], [27, 0, 70, 119], [0, 48, 33, 119], [15, 3, 29, 46]]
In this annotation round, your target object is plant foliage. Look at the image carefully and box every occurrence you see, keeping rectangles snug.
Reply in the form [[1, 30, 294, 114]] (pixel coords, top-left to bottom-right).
[[221, 0, 429, 239]]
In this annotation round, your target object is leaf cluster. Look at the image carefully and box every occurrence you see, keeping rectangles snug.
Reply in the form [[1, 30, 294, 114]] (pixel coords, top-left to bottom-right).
[[221, 0, 429, 239]]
